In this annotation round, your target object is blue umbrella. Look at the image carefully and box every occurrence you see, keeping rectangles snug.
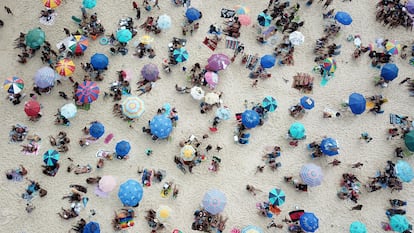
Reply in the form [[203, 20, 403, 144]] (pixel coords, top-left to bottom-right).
[[289, 122, 305, 139], [116, 29, 132, 43], [90, 53, 109, 70], [300, 96, 315, 110], [395, 160, 414, 182], [82, 0, 96, 9], [202, 189, 227, 215], [118, 179, 143, 207], [300, 212, 319, 232], [115, 140, 131, 157], [34, 66, 57, 89], [348, 93, 366, 115], [349, 221, 367, 233], [242, 225, 263, 233], [150, 115, 173, 139], [320, 137, 339, 156], [390, 214, 410, 232], [43, 149, 60, 166], [381, 63, 399, 81], [83, 221, 100, 233], [185, 8, 201, 22], [89, 122, 105, 139], [260, 55, 276, 68], [216, 107, 231, 120], [268, 188, 285, 206], [241, 110, 260, 128], [262, 96, 278, 112], [334, 11, 352, 25], [173, 47, 189, 63], [257, 12, 272, 27]]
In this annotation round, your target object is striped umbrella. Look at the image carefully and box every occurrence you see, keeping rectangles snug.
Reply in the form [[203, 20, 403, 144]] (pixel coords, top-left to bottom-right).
[[262, 96, 277, 112], [241, 225, 263, 233], [268, 188, 285, 206], [69, 35, 89, 54], [323, 57, 337, 74], [385, 40, 401, 55], [3, 76, 24, 94], [202, 189, 227, 215], [43, 0, 61, 8], [24, 100, 41, 117], [300, 164, 323, 187], [43, 149, 60, 166], [234, 5, 250, 15], [56, 58, 75, 77], [75, 81, 100, 103], [257, 12, 272, 27], [121, 96, 145, 119], [34, 67, 56, 88], [173, 47, 189, 63]]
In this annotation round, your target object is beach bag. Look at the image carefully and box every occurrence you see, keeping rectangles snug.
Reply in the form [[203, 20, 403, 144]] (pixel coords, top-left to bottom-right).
[[225, 36, 239, 50]]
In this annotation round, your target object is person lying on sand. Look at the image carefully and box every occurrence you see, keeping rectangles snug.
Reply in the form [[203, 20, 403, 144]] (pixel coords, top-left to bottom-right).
[[246, 184, 262, 196]]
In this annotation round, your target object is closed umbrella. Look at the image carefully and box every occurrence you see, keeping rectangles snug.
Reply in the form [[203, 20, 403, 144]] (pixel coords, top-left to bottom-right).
[[241, 110, 260, 129], [202, 189, 227, 215], [190, 86, 205, 100], [216, 107, 231, 120], [173, 47, 189, 63], [121, 96, 145, 119], [89, 122, 105, 139], [90, 53, 109, 70], [238, 14, 252, 26], [334, 11, 353, 25], [300, 164, 323, 187], [34, 67, 56, 88], [116, 29, 132, 43], [141, 63, 159, 81], [181, 145, 196, 161], [43, 149, 60, 166], [204, 72, 219, 89], [69, 35, 89, 54], [115, 140, 131, 157], [262, 96, 278, 112], [157, 14, 172, 29], [300, 96, 315, 110], [299, 212, 319, 232], [3, 76, 24, 94], [98, 175, 117, 193], [150, 115, 173, 139], [289, 122, 305, 139], [207, 54, 230, 71], [185, 8, 201, 21], [26, 28, 45, 49], [348, 93, 366, 115], [75, 81, 100, 104], [156, 205, 172, 222], [406, 0, 414, 14], [289, 31, 305, 46], [83, 0, 96, 9], [260, 55, 276, 68], [24, 100, 41, 117], [257, 12, 272, 27], [395, 160, 414, 182], [320, 137, 339, 156], [83, 221, 100, 233], [56, 58, 75, 77], [241, 225, 263, 233], [268, 188, 285, 206], [43, 0, 61, 9], [405, 130, 414, 152], [349, 221, 367, 233], [381, 63, 399, 81], [118, 179, 143, 207], [390, 214, 409, 232], [204, 92, 220, 105], [60, 103, 77, 119]]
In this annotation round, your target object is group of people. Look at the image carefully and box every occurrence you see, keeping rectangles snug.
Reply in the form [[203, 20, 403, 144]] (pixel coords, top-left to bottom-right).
[[376, 0, 414, 30], [365, 160, 403, 193], [191, 209, 227, 232], [337, 173, 362, 203]]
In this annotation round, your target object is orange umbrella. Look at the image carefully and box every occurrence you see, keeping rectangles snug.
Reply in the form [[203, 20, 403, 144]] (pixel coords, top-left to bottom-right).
[[56, 58, 76, 77], [43, 0, 61, 8], [24, 100, 41, 117]]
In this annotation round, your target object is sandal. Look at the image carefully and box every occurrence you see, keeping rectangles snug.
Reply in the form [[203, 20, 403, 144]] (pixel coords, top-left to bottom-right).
[[74, 165, 92, 175]]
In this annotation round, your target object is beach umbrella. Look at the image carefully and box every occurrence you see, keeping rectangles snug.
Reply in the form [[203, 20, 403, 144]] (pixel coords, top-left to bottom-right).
[[156, 205, 172, 222], [257, 12, 272, 27], [289, 31, 305, 46], [262, 96, 278, 112], [75, 81, 100, 104], [320, 137, 339, 156], [69, 35, 89, 54], [385, 40, 401, 55], [268, 188, 286, 206], [116, 29, 132, 43], [34, 66, 56, 88], [43, 149, 60, 166], [348, 93, 366, 115], [405, 130, 414, 151], [380, 63, 399, 81], [43, 0, 61, 9], [150, 115, 173, 139], [121, 96, 145, 119], [24, 100, 41, 117], [89, 122, 105, 139], [139, 35, 154, 45], [390, 214, 410, 232], [190, 86, 205, 100], [83, 221, 100, 233], [3, 76, 24, 94], [204, 72, 219, 89], [157, 14, 172, 30], [115, 140, 131, 157], [241, 225, 263, 233], [118, 179, 143, 207], [406, 0, 414, 14], [204, 92, 220, 105], [216, 107, 231, 120], [60, 103, 77, 119], [334, 11, 353, 25], [90, 53, 109, 70], [98, 175, 117, 193], [395, 160, 414, 182], [349, 221, 367, 233], [82, 0, 96, 9], [300, 96, 315, 110], [289, 122, 305, 139], [55, 58, 75, 77], [234, 5, 250, 15], [260, 55, 276, 68], [207, 54, 231, 71], [202, 189, 227, 215], [241, 109, 260, 129], [300, 164, 323, 187], [141, 63, 159, 82], [173, 47, 189, 63], [323, 57, 337, 74], [26, 28, 45, 49], [185, 7, 201, 21], [181, 145, 196, 161], [238, 14, 252, 26], [300, 212, 319, 232]]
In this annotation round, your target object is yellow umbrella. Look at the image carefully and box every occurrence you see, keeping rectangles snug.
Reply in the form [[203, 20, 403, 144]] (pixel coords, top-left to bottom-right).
[[180, 145, 196, 161], [204, 92, 220, 105], [156, 205, 172, 222], [55, 58, 76, 77], [140, 35, 154, 45], [43, 0, 61, 9]]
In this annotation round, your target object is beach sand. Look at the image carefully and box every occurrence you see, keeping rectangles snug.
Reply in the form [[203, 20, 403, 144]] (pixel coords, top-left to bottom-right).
[[0, 0, 413, 232]]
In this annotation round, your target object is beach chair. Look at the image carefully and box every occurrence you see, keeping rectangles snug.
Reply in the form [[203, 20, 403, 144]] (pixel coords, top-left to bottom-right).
[[203, 37, 217, 51], [225, 36, 239, 50]]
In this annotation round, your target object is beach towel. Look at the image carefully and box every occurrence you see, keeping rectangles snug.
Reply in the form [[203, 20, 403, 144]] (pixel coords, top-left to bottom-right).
[[389, 113, 412, 126], [203, 37, 217, 51], [225, 36, 239, 50], [119, 216, 134, 229], [289, 209, 305, 222], [104, 133, 114, 144], [245, 54, 259, 70], [77, 103, 91, 110], [220, 8, 235, 18], [22, 143, 40, 156]]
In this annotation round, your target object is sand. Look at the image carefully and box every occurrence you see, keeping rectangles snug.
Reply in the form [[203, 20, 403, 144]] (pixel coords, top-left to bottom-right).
[[0, 0, 413, 232]]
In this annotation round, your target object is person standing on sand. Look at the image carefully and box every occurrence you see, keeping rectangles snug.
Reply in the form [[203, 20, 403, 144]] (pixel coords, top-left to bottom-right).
[[4, 6, 13, 15], [153, 0, 160, 9]]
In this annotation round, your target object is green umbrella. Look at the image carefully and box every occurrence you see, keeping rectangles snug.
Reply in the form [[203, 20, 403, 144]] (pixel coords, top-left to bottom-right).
[[26, 28, 45, 49], [404, 130, 414, 152]]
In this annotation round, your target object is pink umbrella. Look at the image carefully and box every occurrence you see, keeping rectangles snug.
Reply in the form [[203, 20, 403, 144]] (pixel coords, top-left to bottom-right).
[[98, 175, 117, 193], [204, 72, 219, 89], [238, 15, 251, 26], [207, 53, 231, 71]]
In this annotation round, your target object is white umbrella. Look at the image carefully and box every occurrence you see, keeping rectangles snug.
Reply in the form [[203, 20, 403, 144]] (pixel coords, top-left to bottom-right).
[[289, 31, 305, 46], [190, 86, 205, 100], [157, 14, 172, 30], [60, 103, 77, 119], [204, 92, 220, 105]]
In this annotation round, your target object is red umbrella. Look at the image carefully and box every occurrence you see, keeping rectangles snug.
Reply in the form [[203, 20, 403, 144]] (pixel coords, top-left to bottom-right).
[[24, 100, 41, 117]]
